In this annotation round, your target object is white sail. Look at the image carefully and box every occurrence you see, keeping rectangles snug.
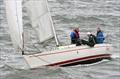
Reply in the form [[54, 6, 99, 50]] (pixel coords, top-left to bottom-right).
[[25, 0, 57, 43], [4, 0, 23, 49]]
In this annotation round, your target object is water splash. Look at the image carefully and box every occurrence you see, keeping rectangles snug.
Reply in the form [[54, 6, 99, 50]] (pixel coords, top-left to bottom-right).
[[111, 53, 120, 59]]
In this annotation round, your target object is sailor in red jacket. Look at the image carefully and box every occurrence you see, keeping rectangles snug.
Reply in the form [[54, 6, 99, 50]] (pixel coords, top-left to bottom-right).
[[70, 27, 81, 45]]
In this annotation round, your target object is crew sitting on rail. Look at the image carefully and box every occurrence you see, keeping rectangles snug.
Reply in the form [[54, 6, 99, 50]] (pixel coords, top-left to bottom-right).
[[96, 27, 105, 44], [70, 27, 81, 45], [81, 32, 96, 47]]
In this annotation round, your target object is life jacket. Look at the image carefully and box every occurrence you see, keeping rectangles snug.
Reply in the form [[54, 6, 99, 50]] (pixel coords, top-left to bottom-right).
[[74, 30, 79, 39], [70, 30, 80, 44]]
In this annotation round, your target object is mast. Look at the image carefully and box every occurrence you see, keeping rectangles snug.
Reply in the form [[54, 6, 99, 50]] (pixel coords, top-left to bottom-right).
[[4, 0, 24, 54], [15, 0, 24, 54], [22, 32, 24, 55], [45, 0, 59, 46]]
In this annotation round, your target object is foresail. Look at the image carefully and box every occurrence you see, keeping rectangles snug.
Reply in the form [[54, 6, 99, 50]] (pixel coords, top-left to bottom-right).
[[25, 0, 54, 43], [4, 0, 23, 49]]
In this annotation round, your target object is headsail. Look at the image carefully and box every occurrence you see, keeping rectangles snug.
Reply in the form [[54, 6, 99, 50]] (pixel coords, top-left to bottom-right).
[[25, 0, 59, 45], [4, 0, 23, 50]]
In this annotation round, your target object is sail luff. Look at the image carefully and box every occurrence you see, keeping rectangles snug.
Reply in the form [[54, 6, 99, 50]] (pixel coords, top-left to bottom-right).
[[45, 0, 59, 46], [4, 0, 23, 50]]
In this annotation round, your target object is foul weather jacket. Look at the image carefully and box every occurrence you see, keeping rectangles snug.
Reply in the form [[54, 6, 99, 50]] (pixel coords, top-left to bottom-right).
[[96, 31, 105, 44]]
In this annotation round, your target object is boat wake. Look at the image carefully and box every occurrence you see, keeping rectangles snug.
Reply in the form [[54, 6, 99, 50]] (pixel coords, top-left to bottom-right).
[[111, 53, 120, 59]]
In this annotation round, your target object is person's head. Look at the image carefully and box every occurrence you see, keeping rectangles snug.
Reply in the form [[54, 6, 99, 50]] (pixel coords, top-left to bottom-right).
[[97, 27, 101, 32], [73, 27, 80, 32], [87, 32, 91, 36]]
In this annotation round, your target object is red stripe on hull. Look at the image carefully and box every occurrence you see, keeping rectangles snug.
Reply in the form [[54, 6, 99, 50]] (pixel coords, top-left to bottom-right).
[[29, 46, 109, 57], [47, 54, 111, 66]]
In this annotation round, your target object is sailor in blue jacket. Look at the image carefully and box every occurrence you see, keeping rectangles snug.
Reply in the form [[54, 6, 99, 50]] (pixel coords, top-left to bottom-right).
[[96, 27, 105, 44], [70, 27, 80, 45]]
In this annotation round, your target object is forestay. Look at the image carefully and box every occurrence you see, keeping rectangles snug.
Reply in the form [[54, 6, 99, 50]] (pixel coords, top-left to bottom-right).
[[25, 0, 55, 43], [4, 0, 23, 50]]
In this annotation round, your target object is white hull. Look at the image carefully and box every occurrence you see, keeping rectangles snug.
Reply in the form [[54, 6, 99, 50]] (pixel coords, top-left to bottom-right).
[[23, 44, 112, 68]]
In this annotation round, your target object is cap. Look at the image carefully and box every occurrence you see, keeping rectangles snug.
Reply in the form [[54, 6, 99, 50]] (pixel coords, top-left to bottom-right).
[[87, 32, 91, 35]]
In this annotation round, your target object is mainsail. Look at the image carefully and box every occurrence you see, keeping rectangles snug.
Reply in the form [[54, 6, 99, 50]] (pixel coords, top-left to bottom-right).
[[4, 0, 23, 50], [25, 0, 59, 45]]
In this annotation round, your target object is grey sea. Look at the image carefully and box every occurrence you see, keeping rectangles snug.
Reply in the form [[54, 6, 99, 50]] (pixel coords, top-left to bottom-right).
[[0, 0, 120, 79]]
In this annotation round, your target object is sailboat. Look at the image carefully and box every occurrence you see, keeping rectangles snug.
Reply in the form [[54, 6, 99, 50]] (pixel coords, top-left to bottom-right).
[[4, 0, 112, 69]]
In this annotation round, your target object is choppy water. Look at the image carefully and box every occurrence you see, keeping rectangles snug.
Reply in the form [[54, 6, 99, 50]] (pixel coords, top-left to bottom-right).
[[0, 0, 120, 79]]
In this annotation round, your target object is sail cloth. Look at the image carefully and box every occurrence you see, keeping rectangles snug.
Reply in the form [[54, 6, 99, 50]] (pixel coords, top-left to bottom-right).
[[4, 0, 23, 49], [25, 0, 54, 43]]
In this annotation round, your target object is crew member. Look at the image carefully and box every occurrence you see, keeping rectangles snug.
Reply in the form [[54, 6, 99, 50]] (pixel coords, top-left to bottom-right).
[[81, 32, 96, 47], [70, 27, 81, 45], [96, 27, 105, 44]]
